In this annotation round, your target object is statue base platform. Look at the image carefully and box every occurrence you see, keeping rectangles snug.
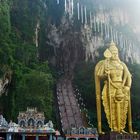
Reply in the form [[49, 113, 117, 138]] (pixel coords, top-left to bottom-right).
[[99, 132, 140, 140]]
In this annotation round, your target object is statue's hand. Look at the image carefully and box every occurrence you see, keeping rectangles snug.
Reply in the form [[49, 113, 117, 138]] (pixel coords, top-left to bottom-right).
[[123, 86, 130, 92], [105, 69, 110, 75]]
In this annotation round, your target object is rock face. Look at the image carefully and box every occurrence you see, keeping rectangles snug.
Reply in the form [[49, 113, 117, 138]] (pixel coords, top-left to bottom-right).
[[44, 2, 140, 131], [93, 4, 140, 63], [46, 18, 85, 76], [1, 0, 140, 129], [47, 21, 140, 67], [47, 20, 87, 131], [0, 72, 11, 97]]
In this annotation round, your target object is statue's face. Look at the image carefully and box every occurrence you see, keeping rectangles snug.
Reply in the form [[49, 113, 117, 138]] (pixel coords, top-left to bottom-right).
[[111, 50, 119, 60]]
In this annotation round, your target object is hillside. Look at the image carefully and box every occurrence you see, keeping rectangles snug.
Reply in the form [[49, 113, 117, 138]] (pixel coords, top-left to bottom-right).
[[0, 0, 140, 131]]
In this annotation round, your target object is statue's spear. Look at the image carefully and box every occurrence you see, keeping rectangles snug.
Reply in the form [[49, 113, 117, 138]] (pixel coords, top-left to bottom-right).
[[104, 49, 113, 131]]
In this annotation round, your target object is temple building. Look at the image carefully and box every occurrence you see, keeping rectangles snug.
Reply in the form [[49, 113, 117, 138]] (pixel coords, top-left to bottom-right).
[[17, 107, 45, 129], [0, 108, 56, 140]]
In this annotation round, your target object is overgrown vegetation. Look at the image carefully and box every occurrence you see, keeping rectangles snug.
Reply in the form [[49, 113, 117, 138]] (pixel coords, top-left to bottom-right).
[[0, 0, 55, 123]]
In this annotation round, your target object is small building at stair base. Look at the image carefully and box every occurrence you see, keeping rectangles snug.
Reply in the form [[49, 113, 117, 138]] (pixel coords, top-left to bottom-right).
[[65, 127, 98, 140], [0, 107, 55, 140]]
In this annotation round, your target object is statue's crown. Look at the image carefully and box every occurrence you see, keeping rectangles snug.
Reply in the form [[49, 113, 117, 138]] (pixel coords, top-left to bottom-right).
[[108, 41, 118, 52]]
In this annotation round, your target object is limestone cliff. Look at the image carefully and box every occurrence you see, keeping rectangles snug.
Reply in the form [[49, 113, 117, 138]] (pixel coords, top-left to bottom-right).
[[45, 0, 140, 66], [1, 0, 140, 126]]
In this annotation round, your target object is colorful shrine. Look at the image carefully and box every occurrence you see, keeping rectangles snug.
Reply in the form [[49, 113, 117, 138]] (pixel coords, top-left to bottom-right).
[[0, 108, 56, 140]]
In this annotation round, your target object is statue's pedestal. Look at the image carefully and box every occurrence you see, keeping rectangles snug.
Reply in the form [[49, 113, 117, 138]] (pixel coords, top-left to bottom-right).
[[99, 132, 139, 140]]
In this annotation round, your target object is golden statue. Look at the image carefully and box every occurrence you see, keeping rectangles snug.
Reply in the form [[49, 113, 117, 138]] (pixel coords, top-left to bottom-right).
[[95, 41, 133, 133]]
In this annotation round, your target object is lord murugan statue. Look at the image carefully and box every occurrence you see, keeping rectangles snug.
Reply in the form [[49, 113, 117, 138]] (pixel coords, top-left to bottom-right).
[[95, 41, 133, 134]]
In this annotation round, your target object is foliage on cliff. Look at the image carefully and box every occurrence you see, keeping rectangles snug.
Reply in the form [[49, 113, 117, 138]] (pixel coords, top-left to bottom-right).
[[0, 0, 55, 122]]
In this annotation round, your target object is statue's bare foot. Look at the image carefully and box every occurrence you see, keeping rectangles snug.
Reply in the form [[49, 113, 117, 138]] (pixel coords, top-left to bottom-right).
[[101, 131, 105, 134], [99, 131, 105, 135], [129, 131, 137, 134], [121, 130, 128, 133]]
